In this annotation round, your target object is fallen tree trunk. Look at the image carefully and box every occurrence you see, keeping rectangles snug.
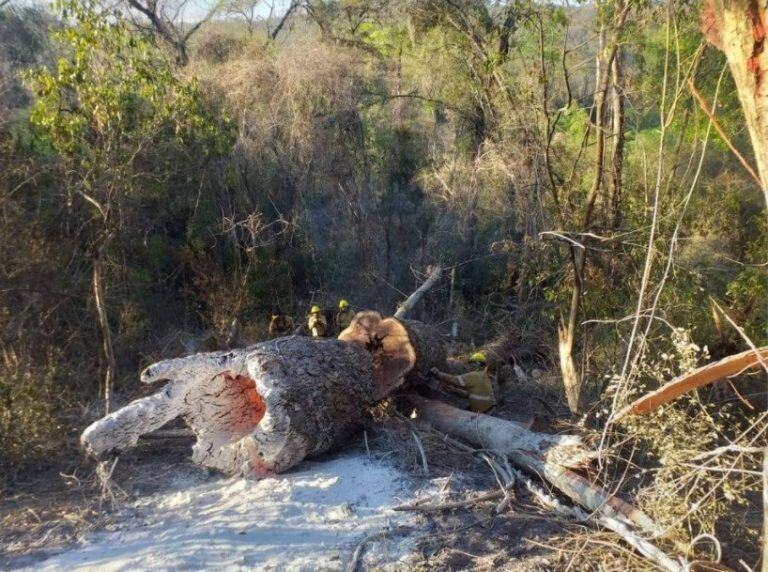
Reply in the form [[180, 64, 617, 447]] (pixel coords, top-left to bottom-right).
[[408, 395, 664, 538], [394, 265, 442, 319], [82, 337, 376, 476], [338, 311, 447, 399]]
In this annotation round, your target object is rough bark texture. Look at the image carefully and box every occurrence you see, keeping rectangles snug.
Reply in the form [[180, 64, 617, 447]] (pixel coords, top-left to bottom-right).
[[82, 337, 376, 476], [338, 311, 447, 399]]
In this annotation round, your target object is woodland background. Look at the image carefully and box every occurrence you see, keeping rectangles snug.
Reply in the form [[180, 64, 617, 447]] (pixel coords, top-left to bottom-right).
[[0, 0, 766, 565]]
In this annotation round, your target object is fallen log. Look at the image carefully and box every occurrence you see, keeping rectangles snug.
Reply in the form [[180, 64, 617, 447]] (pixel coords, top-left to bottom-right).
[[408, 395, 664, 538], [394, 265, 442, 319], [614, 346, 768, 421], [82, 337, 376, 476], [338, 311, 447, 399]]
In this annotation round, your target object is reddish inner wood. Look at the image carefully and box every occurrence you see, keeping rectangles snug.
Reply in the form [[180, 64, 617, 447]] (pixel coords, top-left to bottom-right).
[[221, 372, 267, 437]]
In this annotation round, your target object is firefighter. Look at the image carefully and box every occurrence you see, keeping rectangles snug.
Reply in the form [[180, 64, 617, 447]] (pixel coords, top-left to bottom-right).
[[307, 305, 328, 338], [335, 299, 355, 332], [268, 308, 294, 337], [429, 351, 498, 413]]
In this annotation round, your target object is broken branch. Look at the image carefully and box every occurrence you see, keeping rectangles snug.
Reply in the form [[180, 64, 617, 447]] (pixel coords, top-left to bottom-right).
[[614, 346, 768, 421]]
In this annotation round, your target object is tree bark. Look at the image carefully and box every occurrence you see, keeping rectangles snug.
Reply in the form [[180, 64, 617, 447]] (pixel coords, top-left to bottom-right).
[[82, 337, 376, 476], [614, 345, 768, 420], [610, 45, 626, 228]]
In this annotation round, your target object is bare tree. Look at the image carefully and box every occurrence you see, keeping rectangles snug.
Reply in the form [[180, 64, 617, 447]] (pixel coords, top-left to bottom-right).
[[122, 0, 224, 65], [224, 0, 300, 39], [266, 0, 300, 40], [226, 0, 261, 35]]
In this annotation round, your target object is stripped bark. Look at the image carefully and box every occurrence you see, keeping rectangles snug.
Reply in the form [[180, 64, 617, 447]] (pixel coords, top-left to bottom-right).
[[614, 346, 768, 421], [409, 395, 665, 538], [408, 395, 594, 471], [511, 469, 684, 572], [82, 337, 376, 476], [394, 265, 442, 319], [338, 311, 447, 399]]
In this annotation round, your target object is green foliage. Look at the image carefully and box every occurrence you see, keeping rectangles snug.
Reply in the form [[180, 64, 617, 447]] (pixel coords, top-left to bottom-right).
[[26, 0, 229, 187]]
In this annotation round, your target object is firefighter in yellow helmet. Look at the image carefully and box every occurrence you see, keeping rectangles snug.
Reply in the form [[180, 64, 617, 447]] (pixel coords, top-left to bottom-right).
[[307, 305, 328, 338], [429, 351, 498, 413], [335, 299, 355, 333], [268, 307, 294, 338]]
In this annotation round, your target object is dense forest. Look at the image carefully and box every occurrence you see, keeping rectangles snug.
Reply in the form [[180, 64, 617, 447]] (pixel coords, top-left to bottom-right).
[[1, 0, 767, 569]]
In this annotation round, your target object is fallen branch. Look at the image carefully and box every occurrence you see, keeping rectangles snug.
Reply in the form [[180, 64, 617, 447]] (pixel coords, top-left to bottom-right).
[[394, 265, 442, 319], [614, 346, 768, 421], [515, 467, 684, 571], [393, 485, 512, 513], [408, 396, 662, 537], [346, 525, 413, 572]]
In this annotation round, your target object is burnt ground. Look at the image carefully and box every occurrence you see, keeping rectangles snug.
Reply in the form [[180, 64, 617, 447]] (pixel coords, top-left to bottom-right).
[[0, 377, 589, 571]]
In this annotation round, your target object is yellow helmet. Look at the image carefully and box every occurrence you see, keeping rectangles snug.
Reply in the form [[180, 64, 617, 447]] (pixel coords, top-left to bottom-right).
[[310, 305, 321, 314], [469, 351, 487, 364], [339, 299, 349, 309]]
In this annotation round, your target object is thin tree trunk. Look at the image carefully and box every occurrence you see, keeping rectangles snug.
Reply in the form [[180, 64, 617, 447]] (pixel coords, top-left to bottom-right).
[[560, 246, 584, 414], [610, 45, 626, 228], [92, 250, 116, 415], [394, 265, 442, 319]]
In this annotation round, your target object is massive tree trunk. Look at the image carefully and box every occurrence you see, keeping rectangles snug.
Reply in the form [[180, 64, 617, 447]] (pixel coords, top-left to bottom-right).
[[82, 337, 376, 476], [82, 314, 447, 476], [338, 311, 447, 399]]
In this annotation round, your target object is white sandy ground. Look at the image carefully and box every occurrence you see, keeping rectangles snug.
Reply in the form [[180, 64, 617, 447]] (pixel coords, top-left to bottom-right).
[[24, 452, 430, 572]]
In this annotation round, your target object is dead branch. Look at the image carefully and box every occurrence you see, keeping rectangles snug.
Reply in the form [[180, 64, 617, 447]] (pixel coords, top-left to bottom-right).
[[409, 396, 664, 537], [394, 265, 442, 319], [614, 346, 768, 421]]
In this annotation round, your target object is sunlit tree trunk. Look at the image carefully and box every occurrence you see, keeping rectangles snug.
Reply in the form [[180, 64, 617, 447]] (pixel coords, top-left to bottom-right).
[[610, 45, 625, 228], [702, 0, 768, 206]]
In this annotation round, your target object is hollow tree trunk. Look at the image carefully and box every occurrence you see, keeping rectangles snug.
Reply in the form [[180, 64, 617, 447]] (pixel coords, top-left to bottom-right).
[[338, 311, 447, 399], [82, 337, 376, 476]]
